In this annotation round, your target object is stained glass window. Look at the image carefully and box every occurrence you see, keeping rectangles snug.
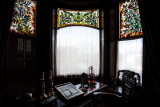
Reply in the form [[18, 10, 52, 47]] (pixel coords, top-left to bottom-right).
[[10, 0, 36, 37], [120, 0, 143, 38], [57, 8, 99, 28]]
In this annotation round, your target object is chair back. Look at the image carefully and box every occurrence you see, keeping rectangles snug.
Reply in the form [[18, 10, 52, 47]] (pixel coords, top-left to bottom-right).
[[120, 70, 140, 101]]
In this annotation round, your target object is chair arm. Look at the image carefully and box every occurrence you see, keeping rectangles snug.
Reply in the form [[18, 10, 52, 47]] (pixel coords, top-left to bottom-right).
[[93, 92, 122, 98], [93, 92, 124, 105]]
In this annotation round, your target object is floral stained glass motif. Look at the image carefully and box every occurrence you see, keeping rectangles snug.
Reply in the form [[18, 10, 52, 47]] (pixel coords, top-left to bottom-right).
[[57, 8, 99, 28], [120, 0, 143, 38], [10, 0, 36, 37]]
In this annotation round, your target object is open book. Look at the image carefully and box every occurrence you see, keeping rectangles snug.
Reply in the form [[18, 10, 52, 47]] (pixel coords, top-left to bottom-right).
[[55, 82, 84, 100]]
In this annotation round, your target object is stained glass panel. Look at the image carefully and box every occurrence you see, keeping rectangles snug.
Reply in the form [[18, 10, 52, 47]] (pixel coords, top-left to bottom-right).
[[10, 0, 36, 37], [57, 8, 99, 28], [120, 0, 143, 38]]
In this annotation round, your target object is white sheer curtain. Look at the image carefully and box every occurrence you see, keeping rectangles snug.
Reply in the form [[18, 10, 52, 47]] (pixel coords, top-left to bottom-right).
[[56, 26, 100, 76], [117, 38, 143, 83]]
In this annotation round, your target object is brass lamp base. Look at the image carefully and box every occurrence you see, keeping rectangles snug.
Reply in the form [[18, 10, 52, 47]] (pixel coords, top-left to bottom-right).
[[48, 91, 55, 97], [40, 93, 48, 100]]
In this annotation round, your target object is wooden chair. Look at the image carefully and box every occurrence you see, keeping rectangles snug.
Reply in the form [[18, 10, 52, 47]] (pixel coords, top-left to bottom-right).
[[93, 70, 141, 107]]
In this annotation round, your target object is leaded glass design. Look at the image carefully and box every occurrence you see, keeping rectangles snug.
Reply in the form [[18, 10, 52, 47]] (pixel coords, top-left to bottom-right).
[[57, 8, 99, 28], [10, 0, 36, 37], [120, 0, 143, 38]]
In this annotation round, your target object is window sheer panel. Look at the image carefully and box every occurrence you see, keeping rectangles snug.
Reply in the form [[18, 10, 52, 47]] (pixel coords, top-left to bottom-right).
[[56, 26, 100, 76], [117, 38, 143, 83]]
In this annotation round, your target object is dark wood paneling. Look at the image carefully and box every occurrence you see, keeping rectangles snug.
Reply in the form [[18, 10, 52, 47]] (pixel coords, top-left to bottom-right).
[[6, 35, 37, 99]]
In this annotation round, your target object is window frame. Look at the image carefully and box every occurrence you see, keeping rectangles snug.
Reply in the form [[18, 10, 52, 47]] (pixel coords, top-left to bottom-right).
[[116, 0, 144, 84], [52, 8, 104, 78]]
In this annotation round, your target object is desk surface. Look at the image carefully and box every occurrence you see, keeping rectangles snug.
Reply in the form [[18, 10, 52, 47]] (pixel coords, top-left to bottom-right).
[[75, 81, 107, 96], [40, 81, 107, 107]]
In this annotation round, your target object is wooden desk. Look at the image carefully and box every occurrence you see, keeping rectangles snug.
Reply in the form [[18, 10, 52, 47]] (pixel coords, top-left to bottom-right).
[[40, 81, 107, 107]]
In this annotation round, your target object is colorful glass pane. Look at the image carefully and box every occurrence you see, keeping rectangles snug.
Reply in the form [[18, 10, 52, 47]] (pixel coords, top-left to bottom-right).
[[120, 0, 143, 38], [57, 8, 99, 28], [10, 0, 36, 37]]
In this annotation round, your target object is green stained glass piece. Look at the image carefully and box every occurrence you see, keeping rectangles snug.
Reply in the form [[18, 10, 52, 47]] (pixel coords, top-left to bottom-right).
[[120, 0, 143, 38], [57, 8, 99, 28], [10, 0, 36, 37]]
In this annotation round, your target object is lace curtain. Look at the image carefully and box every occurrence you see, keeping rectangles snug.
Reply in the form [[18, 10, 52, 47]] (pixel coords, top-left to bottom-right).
[[56, 26, 100, 76], [117, 38, 143, 83]]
